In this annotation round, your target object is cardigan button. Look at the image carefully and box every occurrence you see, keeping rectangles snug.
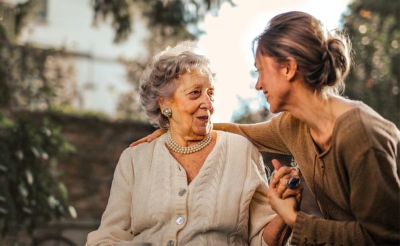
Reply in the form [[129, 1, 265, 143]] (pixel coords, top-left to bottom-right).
[[178, 189, 187, 196], [166, 240, 174, 246], [176, 216, 185, 225]]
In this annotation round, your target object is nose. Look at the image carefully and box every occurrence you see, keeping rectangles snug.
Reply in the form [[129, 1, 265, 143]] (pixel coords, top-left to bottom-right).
[[255, 78, 262, 91], [200, 94, 213, 110]]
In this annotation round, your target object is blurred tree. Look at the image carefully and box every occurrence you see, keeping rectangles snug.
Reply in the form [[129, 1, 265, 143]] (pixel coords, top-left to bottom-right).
[[90, 0, 236, 120], [232, 96, 274, 124], [0, 113, 76, 241], [92, 0, 235, 43], [342, 0, 400, 127], [0, 1, 76, 242]]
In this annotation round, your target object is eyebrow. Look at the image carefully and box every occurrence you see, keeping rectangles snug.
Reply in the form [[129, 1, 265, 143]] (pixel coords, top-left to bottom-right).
[[182, 82, 206, 92]]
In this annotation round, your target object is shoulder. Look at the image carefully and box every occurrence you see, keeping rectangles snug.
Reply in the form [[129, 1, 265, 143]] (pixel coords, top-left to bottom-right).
[[121, 135, 167, 165], [336, 102, 399, 142], [115, 135, 168, 178], [357, 103, 399, 136], [216, 130, 263, 161], [216, 130, 255, 147], [333, 102, 399, 158], [129, 134, 165, 153]]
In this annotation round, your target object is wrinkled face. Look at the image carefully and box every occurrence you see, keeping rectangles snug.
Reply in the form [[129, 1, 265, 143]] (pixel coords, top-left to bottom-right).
[[163, 70, 214, 139], [254, 49, 291, 113]]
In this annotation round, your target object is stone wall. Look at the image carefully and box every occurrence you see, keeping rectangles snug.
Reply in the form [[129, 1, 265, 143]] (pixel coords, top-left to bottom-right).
[[53, 113, 155, 220]]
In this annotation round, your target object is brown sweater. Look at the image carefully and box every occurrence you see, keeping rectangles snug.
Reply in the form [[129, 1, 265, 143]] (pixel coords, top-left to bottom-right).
[[215, 102, 400, 245]]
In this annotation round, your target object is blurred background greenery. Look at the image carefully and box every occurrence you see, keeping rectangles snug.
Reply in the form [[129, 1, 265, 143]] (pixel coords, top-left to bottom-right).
[[0, 0, 398, 245]]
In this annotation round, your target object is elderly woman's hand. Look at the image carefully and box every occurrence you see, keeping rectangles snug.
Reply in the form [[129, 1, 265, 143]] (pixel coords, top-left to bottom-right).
[[267, 184, 298, 227], [269, 159, 303, 204], [130, 129, 167, 147]]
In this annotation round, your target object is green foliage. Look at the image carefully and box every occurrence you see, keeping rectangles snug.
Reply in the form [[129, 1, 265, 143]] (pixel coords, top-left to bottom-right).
[[0, 112, 75, 239], [92, 0, 235, 43], [0, 3, 77, 240], [342, 0, 400, 127]]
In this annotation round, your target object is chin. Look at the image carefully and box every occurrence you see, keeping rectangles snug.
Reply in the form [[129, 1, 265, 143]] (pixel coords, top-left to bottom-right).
[[269, 106, 284, 114], [196, 125, 212, 136], [269, 108, 278, 113]]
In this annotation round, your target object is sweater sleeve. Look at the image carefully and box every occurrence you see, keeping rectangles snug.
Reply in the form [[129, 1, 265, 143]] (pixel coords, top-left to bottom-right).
[[86, 148, 135, 245], [291, 138, 400, 245], [213, 113, 291, 154], [248, 148, 278, 246]]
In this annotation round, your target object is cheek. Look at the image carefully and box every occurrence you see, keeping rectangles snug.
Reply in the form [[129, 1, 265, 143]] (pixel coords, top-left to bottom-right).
[[259, 74, 268, 86], [179, 104, 197, 116], [210, 107, 215, 115]]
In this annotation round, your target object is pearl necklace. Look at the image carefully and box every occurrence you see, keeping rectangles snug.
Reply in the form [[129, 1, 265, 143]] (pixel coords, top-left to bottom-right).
[[166, 130, 212, 154]]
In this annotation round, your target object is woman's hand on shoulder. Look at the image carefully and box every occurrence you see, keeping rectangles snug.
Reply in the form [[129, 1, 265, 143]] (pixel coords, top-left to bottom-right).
[[129, 128, 167, 147]]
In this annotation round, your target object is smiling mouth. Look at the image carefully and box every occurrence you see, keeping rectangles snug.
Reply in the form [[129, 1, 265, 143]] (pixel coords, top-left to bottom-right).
[[197, 116, 209, 121]]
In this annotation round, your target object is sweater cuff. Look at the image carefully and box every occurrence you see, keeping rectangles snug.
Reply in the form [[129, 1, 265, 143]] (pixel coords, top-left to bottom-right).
[[291, 211, 307, 245]]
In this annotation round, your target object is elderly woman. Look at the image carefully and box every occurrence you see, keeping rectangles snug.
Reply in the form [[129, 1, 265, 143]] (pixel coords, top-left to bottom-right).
[[86, 41, 301, 246]]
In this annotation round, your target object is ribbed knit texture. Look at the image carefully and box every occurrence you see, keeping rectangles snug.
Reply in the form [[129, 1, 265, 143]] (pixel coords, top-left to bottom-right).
[[215, 101, 400, 245], [86, 131, 276, 246]]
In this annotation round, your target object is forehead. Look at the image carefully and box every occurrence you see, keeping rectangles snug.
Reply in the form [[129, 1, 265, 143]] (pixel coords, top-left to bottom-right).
[[255, 51, 279, 68], [254, 48, 264, 66], [177, 71, 214, 88]]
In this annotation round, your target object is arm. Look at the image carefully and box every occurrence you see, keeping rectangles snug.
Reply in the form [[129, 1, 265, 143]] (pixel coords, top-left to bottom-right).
[[86, 149, 134, 245], [249, 175, 291, 246], [128, 123, 241, 148], [263, 159, 302, 245], [263, 216, 292, 246], [213, 115, 290, 154], [291, 148, 400, 245], [131, 113, 291, 154], [249, 151, 294, 246]]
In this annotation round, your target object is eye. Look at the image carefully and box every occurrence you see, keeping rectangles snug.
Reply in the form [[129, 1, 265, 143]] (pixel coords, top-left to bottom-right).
[[190, 90, 201, 95], [208, 90, 215, 101], [188, 90, 201, 99]]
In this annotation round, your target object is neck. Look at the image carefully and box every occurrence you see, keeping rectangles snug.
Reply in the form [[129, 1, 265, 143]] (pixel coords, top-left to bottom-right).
[[289, 93, 355, 151], [288, 92, 335, 132], [166, 130, 212, 154], [287, 93, 336, 151]]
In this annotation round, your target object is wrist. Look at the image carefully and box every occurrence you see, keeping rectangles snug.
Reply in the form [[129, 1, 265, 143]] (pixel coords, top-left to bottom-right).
[[285, 210, 298, 227]]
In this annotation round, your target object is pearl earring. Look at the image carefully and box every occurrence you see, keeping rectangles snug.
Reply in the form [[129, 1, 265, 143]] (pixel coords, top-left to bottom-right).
[[162, 107, 172, 118]]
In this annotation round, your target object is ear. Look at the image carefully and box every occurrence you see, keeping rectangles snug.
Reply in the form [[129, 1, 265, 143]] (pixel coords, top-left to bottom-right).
[[285, 57, 297, 81], [158, 97, 166, 109]]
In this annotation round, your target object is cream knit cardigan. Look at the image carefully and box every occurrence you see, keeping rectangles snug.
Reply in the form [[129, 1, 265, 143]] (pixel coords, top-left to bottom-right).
[[86, 131, 276, 246]]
